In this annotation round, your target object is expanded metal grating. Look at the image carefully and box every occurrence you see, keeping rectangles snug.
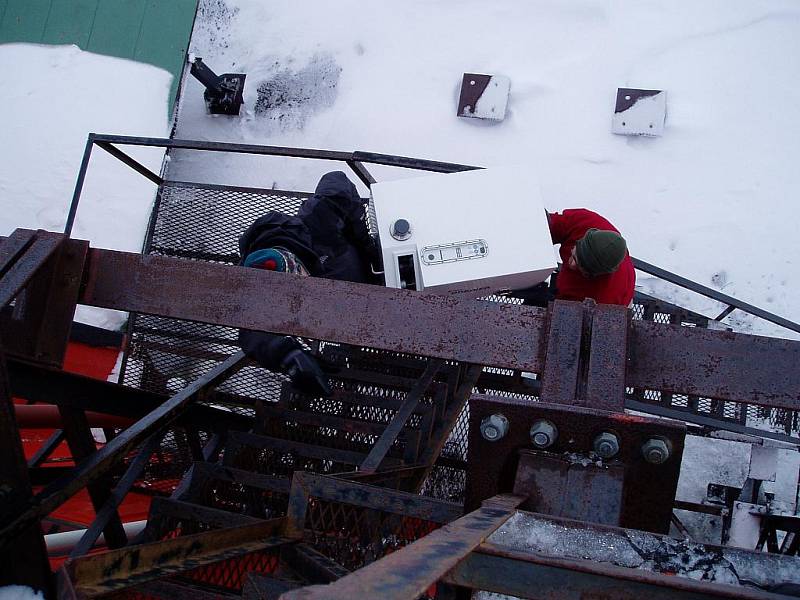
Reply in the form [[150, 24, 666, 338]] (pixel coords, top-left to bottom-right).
[[304, 496, 440, 572]]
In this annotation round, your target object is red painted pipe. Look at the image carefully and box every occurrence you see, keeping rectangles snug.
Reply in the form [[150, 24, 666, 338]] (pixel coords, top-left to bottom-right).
[[14, 404, 134, 429]]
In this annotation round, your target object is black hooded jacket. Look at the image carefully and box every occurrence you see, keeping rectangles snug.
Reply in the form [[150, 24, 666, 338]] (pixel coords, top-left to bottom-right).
[[238, 171, 381, 371], [298, 171, 380, 282]]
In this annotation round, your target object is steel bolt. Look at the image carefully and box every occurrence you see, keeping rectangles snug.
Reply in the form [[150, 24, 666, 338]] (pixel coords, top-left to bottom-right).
[[642, 438, 671, 464], [480, 413, 509, 442], [530, 420, 558, 449], [593, 432, 620, 459]]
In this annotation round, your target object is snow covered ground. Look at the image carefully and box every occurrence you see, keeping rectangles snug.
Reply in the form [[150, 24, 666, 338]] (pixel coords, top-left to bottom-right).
[[0, 43, 171, 328], [169, 0, 800, 339]]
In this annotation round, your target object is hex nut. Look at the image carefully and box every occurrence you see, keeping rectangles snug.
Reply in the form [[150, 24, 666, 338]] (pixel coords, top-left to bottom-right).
[[530, 420, 558, 449], [642, 438, 671, 464], [480, 413, 509, 441], [593, 432, 620, 459]]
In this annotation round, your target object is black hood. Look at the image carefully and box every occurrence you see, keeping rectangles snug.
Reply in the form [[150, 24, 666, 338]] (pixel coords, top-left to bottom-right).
[[314, 170, 360, 203]]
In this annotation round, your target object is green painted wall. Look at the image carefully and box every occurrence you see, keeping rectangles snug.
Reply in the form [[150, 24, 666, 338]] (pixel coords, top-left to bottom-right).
[[0, 0, 197, 113]]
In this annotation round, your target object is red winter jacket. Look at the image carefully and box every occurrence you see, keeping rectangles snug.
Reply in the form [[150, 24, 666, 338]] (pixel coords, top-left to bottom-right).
[[548, 209, 635, 306]]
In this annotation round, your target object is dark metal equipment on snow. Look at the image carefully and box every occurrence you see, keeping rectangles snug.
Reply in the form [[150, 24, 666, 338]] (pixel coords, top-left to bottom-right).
[[190, 57, 246, 116]]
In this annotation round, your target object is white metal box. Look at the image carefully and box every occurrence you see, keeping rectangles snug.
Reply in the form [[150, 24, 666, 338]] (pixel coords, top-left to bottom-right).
[[611, 88, 666, 137], [457, 73, 511, 121], [371, 167, 557, 296]]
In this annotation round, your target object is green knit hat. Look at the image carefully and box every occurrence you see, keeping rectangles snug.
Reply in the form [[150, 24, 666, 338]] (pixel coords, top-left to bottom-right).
[[575, 229, 627, 276]]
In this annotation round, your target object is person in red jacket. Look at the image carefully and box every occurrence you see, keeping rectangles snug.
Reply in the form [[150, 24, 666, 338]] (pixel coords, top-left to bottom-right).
[[548, 208, 635, 306], [515, 209, 635, 307]]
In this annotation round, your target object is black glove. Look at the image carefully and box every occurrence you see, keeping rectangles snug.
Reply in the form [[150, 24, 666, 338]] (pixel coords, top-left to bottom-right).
[[281, 349, 332, 397]]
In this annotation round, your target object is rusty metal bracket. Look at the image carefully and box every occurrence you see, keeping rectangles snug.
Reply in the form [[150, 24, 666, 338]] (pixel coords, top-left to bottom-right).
[[465, 395, 685, 533], [539, 299, 628, 411]]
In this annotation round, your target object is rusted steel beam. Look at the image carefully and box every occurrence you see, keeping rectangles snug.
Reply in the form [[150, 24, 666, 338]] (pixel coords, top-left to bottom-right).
[[192, 461, 292, 494], [58, 517, 289, 598], [27, 429, 66, 468], [0, 229, 64, 308], [58, 404, 128, 549], [406, 363, 483, 493], [281, 494, 522, 600], [243, 574, 301, 599], [418, 364, 482, 470], [282, 543, 350, 584], [514, 450, 625, 526], [149, 497, 261, 528], [0, 351, 246, 549], [627, 320, 800, 410], [345, 159, 376, 187], [79, 248, 547, 371], [258, 403, 414, 438], [337, 465, 429, 485], [0, 350, 52, 594], [539, 301, 584, 404], [132, 579, 239, 600], [0, 229, 37, 270], [584, 303, 628, 411], [7, 358, 251, 430], [225, 431, 403, 470], [673, 499, 726, 517], [4, 237, 88, 366], [71, 433, 165, 558], [539, 300, 628, 411], [360, 359, 443, 473]]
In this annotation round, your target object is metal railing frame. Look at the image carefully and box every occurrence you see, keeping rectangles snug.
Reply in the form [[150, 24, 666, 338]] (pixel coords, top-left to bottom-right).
[[65, 133, 800, 336]]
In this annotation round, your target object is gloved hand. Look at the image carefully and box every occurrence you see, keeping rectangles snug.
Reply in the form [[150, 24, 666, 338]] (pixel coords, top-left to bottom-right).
[[281, 349, 332, 397]]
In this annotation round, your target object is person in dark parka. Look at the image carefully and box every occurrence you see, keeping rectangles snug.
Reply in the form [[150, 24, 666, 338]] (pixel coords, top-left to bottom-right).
[[237, 171, 381, 396]]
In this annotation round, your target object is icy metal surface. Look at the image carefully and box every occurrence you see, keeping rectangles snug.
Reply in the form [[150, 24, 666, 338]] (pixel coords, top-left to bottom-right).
[[490, 511, 800, 589]]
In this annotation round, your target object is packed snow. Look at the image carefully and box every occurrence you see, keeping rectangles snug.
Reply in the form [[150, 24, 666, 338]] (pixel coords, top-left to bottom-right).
[[168, 0, 800, 339], [0, 43, 171, 328], [0, 587, 43, 600]]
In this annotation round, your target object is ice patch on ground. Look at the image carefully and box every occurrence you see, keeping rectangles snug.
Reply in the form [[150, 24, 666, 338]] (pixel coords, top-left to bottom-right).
[[253, 53, 342, 132]]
